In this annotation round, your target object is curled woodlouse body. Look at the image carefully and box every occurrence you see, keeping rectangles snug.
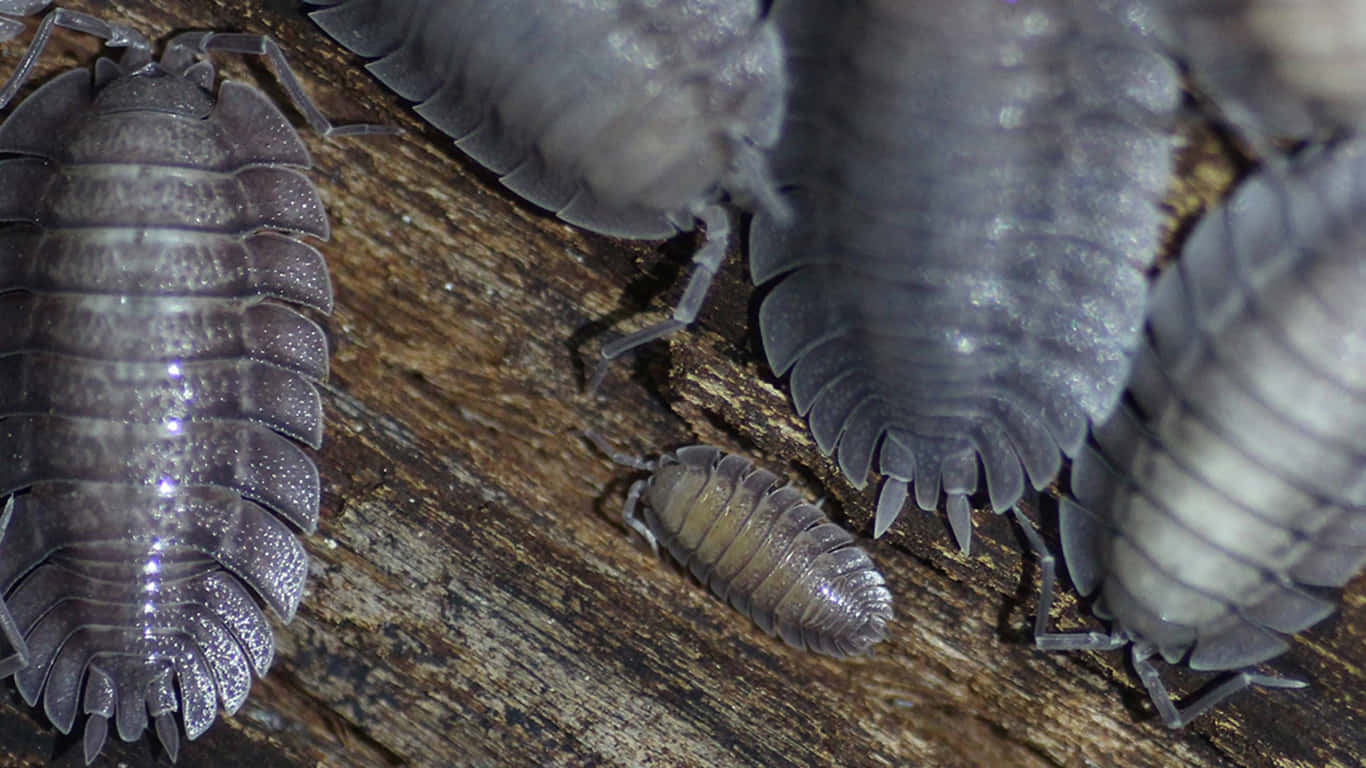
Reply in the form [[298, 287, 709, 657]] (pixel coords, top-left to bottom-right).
[[1021, 140, 1366, 727], [0, 8, 381, 762], [596, 439, 893, 658], [1155, 0, 1366, 143], [750, 0, 1179, 552], [306, 0, 789, 386]]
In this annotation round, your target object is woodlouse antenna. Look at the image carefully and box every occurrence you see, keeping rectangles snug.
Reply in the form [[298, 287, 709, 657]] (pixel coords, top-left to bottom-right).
[[579, 430, 656, 472], [0, 7, 151, 111], [162, 31, 399, 139], [588, 204, 732, 397]]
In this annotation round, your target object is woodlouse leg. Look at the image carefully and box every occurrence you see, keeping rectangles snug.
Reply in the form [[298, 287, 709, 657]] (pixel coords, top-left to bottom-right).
[[1130, 643, 1307, 729], [622, 479, 659, 557], [162, 31, 398, 138], [588, 204, 732, 395], [1010, 507, 1126, 652], [0, 497, 28, 678], [0, 7, 149, 111]]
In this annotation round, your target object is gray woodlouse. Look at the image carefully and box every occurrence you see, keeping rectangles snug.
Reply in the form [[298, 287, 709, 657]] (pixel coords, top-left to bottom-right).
[[0, 5, 382, 761], [305, 0, 789, 387], [1154, 0, 1366, 144], [749, 0, 1180, 552], [1019, 140, 1366, 727], [589, 434, 894, 658]]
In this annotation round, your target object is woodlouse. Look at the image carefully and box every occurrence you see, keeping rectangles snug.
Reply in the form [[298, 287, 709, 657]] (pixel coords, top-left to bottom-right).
[[305, 0, 789, 386], [1020, 140, 1366, 727], [0, 6, 380, 761], [1155, 0, 1366, 144], [749, 0, 1180, 552], [589, 435, 894, 658]]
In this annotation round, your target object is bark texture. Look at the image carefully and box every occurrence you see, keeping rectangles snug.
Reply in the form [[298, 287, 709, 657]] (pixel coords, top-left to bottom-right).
[[0, 2, 1360, 767]]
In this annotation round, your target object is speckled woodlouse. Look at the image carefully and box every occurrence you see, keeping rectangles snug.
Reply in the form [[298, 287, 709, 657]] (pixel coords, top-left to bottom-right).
[[0, 5, 383, 761], [305, 0, 789, 389], [1018, 140, 1366, 727], [748, 0, 1180, 553], [589, 434, 893, 658]]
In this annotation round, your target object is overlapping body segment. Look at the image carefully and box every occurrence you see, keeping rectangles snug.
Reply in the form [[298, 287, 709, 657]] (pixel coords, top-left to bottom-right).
[[1055, 140, 1366, 724], [309, 0, 785, 239], [0, 16, 333, 762], [751, 0, 1178, 550], [622, 445, 893, 658]]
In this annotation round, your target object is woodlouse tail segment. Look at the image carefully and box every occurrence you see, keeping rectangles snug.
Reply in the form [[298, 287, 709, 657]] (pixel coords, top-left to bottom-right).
[[0, 6, 150, 112], [1130, 643, 1307, 730], [82, 709, 109, 766], [873, 477, 907, 539], [161, 31, 399, 139], [154, 712, 180, 764], [874, 479, 975, 555], [945, 494, 972, 555], [589, 205, 732, 396]]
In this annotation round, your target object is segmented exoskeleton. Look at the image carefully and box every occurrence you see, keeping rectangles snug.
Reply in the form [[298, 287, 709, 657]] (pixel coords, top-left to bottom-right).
[[0, 5, 380, 761], [591, 436, 893, 657], [1154, 0, 1366, 144], [305, 0, 789, 388], [750, 0, 1179, 552], [1019, 140, 1366, 727]]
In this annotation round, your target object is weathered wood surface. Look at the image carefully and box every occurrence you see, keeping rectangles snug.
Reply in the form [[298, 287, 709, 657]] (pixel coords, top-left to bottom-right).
[[0, 2, 1363, 766]]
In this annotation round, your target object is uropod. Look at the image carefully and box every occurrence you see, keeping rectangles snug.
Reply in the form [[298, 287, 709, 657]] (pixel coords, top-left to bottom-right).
[[749, 0, 1180, 551], [305, 0, 790, 388], [589, 434, 894, 658], [1019, 140, 1366, 727], [0, 4, 383, 762]]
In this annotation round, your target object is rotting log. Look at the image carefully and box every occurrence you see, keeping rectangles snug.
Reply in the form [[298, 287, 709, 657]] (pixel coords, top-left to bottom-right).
[[0, 2, 1362, 767]]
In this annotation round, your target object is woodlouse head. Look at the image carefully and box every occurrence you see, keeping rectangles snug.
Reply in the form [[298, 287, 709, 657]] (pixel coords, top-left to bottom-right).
[[644, 450, 719, 534], [93, 64, 214, 118]]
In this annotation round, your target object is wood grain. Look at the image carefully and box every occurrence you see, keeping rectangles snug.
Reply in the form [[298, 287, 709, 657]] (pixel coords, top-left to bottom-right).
[[0, 2, 1360, 767]]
